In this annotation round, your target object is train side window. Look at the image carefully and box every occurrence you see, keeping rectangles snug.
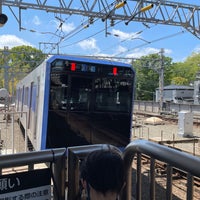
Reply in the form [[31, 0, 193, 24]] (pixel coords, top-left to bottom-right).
[[28, 83, 34, 129], [21, 86, 25, 117], [16, 88, 20, 111], [25, 87, 29, 106]]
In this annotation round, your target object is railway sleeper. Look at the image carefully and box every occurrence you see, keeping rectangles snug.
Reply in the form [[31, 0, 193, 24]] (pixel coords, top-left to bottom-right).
[[155, 168, 166, 175]]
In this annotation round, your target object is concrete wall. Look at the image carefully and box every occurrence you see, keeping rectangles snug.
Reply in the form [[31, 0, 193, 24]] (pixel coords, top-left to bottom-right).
[[134, 100, 200, 114]]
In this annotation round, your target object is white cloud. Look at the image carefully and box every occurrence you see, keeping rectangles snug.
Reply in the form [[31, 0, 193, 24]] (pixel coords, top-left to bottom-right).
[[164, 48, 172, 55], [61, 22, 76, 33], [125, 47, 172, 59], [110, 29, 142, 41], [108, 29, 174, 59], [78, 38, 100, 52], [125, 47, 159, 59], [0, 35, 33, 49], [115, 45, 127, 54], [32, 16, 41, 26], [192, 45, 200, 54]]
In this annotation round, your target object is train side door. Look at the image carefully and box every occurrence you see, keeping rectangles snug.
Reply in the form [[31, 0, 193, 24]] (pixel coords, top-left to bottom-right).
[[34, 77, 40, 140], [28, 82, 33, 129]]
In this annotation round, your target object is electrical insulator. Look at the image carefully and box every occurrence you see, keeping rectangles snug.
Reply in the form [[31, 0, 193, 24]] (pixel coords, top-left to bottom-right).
[[110, 19, 114, 26], [89, 17, 94, 24]]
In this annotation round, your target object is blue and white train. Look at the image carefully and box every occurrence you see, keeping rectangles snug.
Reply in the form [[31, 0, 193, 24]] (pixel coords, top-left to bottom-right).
[[16, 55, 135, 151]]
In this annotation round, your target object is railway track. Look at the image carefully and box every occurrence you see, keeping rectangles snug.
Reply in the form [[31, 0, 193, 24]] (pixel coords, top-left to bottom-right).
[[133, 110, 200, 157], [134, 110, 200, 125], [132, 111, 200, 198], [132, 154, 200, 199]]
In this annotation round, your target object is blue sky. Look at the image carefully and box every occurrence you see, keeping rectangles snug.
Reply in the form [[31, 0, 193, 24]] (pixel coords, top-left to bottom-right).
[[0, 0, 200, 63]]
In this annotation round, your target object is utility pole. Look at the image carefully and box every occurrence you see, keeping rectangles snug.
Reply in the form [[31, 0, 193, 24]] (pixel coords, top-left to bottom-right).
[[3, 46, 10, 92], [159, 48, 164, 112]]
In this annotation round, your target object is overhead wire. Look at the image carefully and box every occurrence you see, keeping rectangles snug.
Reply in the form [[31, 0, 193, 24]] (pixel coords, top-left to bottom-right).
[[59, 18, 124, 49], [98, 23, 155, 54], [47, 18, 93, 54], [42, 0, 134, 50], [44, 13, 75, 53], [19, 1, 154, 54], [19, 3, 87, 53], [45, 0, 77, 45], [59, 21, 187, 58], [57, 3, 175, 55], [59, 0, 138, 50], [59, 18, 151, 49], [20, 1, 190, 58], [56, 1, 194, 58], [113, 29, 187, 57], [47, 0, 120, 53]]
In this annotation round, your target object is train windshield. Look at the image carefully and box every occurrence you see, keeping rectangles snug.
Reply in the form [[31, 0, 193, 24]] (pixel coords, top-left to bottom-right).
[[47, 58, 134, 148], [95, 78, 132, 112], [49, 59, 134, 113]]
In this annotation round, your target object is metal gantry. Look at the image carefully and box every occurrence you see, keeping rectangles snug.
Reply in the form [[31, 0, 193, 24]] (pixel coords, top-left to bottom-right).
[[1, 0, 200, 38]]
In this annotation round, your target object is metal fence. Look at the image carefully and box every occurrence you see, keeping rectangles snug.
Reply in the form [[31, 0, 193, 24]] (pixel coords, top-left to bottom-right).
[[68, 140, 200, 200], [0, 110, 29, 154], [0, 140, 200, 199], [0, 148, 66, 200], [134, 100, 200, 114], [122, 139, 200, 200]]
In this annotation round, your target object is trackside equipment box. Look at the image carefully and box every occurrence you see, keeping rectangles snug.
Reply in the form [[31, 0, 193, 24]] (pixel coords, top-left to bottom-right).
[[178, 111, 193, 137]]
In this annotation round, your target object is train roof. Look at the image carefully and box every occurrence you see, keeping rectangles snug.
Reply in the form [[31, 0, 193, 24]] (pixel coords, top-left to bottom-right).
[[47, 55, 132, 68]]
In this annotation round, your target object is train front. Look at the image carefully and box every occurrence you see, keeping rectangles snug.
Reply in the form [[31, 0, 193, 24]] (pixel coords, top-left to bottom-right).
[[46, 56, 135, 149]]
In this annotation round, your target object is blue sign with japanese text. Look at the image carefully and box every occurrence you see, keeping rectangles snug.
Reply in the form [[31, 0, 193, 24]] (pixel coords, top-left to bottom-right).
[[0, 168, 51, 199]]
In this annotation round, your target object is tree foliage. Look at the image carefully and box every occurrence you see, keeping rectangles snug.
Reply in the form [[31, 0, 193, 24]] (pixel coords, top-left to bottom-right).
[[169, 61, 197, 85], [0, 45, 45, 93], [132, 52, 200, 100], [133, 53, 172, 100], [9, 45, 46, 72]]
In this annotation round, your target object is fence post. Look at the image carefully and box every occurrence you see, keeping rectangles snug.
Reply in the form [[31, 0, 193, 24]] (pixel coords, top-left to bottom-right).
[[53, 149, 67, 200]]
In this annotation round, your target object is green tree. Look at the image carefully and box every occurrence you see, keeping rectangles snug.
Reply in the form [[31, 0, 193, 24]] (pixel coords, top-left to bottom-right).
[[171, 76, 188, 85], [169, 52, 200, 86], [9, 45, 46, 72], [170, 61, 196, 85], [0, 45, 46, 94], [132, 53, 172, 100]]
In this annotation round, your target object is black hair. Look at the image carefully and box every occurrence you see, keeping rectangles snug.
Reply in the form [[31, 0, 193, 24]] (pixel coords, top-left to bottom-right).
[[81, 149, 125, 195]]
